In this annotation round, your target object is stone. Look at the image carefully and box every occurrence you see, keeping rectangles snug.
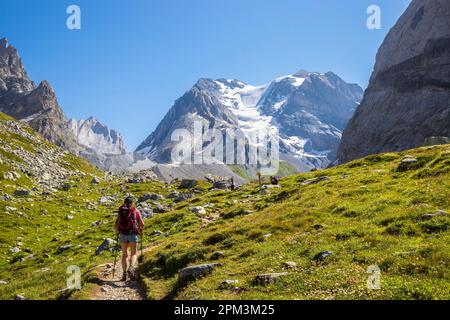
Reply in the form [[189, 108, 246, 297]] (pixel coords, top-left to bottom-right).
[[153, 204, 170, 214], [253, 273, 288, 286], [57, 245, 73, 253], [91, 220, 104, 227], [14, 294, 26, 300], [282, 261, 297, 269], [9, 247, 20, 253], [261, 184, 281, 190], [65, 215, 74, 220], [150, 230, 163, 236], [139, 193, 164, 202], [14, 189, 30, 197], [301, 176, 330, 186], [189, 206, 206, 215], [175, 192, 194, 203], [210, 251, 224, 260], [397, 157, 419, 172], [179, 263, 221, 281], [91, 177, 100, 184], [3, 172, 16, 181], [420, 210, 448, 221], [167, 191, 180, 199], [0, 281, 8, 285], [95, 238, 117, 255], [60, 183, 71, 191], [219, 279, 239, 290], [179, 179, 197, 189], [314, 251, 333, 262]]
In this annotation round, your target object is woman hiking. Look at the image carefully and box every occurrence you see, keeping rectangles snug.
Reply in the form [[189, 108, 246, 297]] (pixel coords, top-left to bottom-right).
[[115, 197, 144, 281]]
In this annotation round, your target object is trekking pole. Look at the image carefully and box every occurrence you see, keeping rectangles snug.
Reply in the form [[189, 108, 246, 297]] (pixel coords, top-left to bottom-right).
[[140, 228, 144, 259], [112, 235, 119, 279]]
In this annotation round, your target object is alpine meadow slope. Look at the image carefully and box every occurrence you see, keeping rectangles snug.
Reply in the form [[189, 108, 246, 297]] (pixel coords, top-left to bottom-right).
[[0, 112, 449, 300]]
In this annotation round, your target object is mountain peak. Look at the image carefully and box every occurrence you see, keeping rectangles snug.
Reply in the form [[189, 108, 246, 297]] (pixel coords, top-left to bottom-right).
[[0, 38, 8, 50], [293, 70, 311, 78]]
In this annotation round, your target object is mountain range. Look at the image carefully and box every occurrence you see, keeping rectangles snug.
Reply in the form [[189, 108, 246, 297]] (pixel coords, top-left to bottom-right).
[[136, 71, 363, 172]]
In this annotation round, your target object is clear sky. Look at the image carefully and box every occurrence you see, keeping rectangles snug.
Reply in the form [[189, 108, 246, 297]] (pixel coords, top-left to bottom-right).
[[0, 0, 411, 150]]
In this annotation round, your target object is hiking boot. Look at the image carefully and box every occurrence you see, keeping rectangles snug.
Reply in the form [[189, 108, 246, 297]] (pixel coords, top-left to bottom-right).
[[128, 269, 137, 281], [120, 272, 127, 282]]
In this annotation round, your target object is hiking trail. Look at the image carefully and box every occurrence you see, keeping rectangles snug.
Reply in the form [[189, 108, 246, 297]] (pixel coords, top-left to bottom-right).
[[90, 246, 156, 300]]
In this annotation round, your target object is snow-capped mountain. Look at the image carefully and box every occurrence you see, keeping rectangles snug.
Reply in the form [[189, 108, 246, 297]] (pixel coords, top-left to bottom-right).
[[69, 117, 126, 155], [136, 70, 363, 172]]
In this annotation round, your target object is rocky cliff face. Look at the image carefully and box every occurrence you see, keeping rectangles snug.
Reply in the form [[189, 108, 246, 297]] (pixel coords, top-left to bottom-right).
[[136, 71, 362, 171], [0, 38, 79, 151], [69, 117, 126, 155], [337, 0, 450, 163]]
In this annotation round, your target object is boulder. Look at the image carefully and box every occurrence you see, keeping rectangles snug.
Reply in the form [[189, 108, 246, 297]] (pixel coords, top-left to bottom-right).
[[91, 177, 100, 184], [301, 176, 330, 186], [314, 250, 333, 262], [189, 206, 206, 215], [95, 238, 117, 255], [253, 273, 288, 286], [420, 210, 448, 221], [139, 193, 164, 202], [212, 180, 231, 190], [210, 251, 224, 260], [179, 263, 221, 281], [175, 192, 194, 203], [153, 204, 170, 214], [397, 157, 419, 172], [14, 189, 30, 197], [282, 261, 297, 269], [261, 184, 281, 190], [57, 245, 73, 254], [60, 183, 71, 191], [219, 279, 239, 290], [167, 191, 180, 199], [150, 230, 163, 236], [179, 179, 197, 189]]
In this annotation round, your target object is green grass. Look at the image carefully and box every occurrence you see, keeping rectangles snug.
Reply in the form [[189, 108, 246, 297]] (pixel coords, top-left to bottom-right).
[[138, 145, 450, 300]]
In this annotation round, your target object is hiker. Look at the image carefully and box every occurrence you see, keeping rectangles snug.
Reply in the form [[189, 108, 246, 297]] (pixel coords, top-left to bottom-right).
[[270, 176, 279, 185], [230, 177, 235, 191], [115, 197, 144, 281]]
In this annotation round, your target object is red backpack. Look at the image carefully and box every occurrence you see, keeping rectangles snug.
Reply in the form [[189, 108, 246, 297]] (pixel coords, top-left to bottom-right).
[[117, 205, 139, 235]]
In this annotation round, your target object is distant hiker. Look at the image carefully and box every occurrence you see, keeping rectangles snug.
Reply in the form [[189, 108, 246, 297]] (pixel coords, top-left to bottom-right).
[[270, 176, 279, 185], [230, 177, 235, 191], [115, 197, 144, 281]]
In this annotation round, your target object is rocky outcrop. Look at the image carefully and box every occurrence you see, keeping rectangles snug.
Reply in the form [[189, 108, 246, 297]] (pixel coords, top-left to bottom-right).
[[69, 117, 126, 155], [0, 38, 80, 151], [337, 0, 450, 163]]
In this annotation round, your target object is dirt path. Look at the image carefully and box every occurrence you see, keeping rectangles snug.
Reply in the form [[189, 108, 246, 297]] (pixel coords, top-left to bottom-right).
[[90, 246, 156, 300]]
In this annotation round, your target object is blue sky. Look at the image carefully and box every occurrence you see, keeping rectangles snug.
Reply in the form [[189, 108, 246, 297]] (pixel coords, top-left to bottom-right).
[[0, 0, 411, 150]]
